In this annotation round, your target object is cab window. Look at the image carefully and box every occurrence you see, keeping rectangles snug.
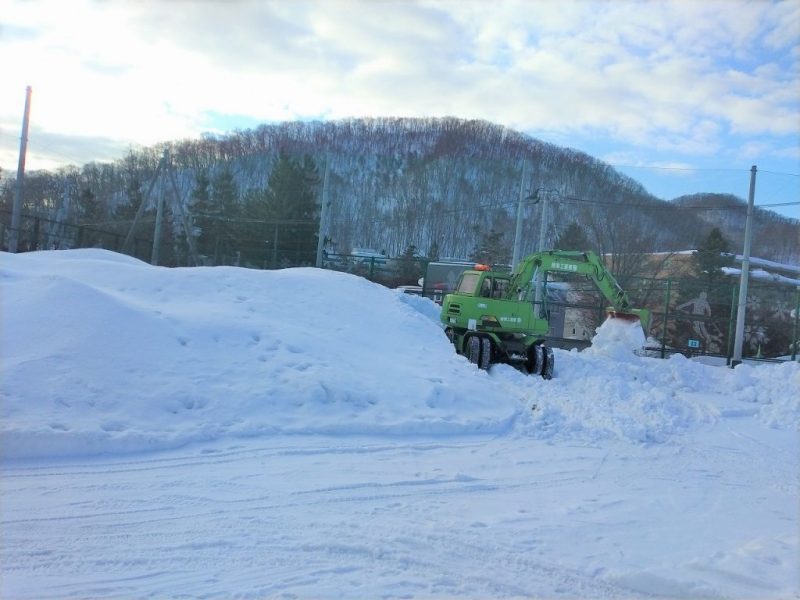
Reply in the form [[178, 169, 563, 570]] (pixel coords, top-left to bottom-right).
[[456, 273, 481, 294], [492, 278, 509, 298]]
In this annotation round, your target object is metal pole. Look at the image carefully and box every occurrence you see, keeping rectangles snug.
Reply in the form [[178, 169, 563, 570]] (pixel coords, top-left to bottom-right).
[[660, 279, 671, 359], [791, 287, 799, 362], [537, 190, 548, 252], [725, 283, 738, 366], [511, 160, 527, 271], [9, 86, 32, 253], [533, 190, 550, 312], [731, 165, 757, 367], [315, 154, 331, 268]]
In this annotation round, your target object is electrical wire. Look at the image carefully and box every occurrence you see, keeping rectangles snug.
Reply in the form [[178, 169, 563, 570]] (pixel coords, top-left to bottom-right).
[[609, 164, 745, 173]]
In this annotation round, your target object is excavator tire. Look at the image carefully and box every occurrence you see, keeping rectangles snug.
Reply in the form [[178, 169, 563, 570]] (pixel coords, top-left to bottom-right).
[[541, 345, 554, 380], [467, 335, 482, 366], [528, 344, 544, 376], [480, 337, 492, 370]]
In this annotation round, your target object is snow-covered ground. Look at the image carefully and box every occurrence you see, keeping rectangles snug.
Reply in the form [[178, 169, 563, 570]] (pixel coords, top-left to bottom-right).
[[1, 250, 798, 599]]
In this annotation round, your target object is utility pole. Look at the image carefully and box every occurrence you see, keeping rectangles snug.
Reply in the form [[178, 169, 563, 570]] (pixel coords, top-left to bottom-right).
[[731, 165, 757, 367], [315, 154, 331, 268], [122, 155, 165, 253], [511, 160, 527, 271], [537, 189, 549, 252], [151, 149, 168, 265], [122, 149, 198, 266], [532, 189, 550, 315], [9, 86, 32, 253], [166, 153, 200, 266]]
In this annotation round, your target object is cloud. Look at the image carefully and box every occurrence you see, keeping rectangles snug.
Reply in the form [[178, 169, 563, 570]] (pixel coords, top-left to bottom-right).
[[0, 0, 797, 172]]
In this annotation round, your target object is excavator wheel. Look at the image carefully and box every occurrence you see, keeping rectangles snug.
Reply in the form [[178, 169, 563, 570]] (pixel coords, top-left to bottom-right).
[[541, 345, 554, 380], [467, 335, 482, 366], [480, 337, 492, 370], [527, 344, 544, 376]]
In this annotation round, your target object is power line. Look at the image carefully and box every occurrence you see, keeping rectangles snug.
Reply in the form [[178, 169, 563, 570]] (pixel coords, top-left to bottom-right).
[[611, 165, 800, 178], [759, 201, 800, 207], [760, 170, 800, 177], [610, 164, 745, 173]]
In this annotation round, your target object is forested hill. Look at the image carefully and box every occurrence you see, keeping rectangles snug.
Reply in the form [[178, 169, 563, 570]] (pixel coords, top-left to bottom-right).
[[673, 193, 799, 263], [3, 117, 798, 268]]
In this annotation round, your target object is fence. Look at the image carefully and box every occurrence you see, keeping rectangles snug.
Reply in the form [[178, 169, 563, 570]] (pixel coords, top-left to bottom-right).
[[3, 210, 797, 362], [0, 210, 154, 262], [493, 273, 800, 362]]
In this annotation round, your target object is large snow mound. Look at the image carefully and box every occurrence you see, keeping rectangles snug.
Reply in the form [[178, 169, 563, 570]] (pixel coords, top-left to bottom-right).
[[2, 250, 798, 460], [1, 250, 527, 459]]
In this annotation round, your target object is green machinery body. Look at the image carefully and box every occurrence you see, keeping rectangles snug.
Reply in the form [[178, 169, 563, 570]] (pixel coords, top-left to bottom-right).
[[440, 250, 650, 378]]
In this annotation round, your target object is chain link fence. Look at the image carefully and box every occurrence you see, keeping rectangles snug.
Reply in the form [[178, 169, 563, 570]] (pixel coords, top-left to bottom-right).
[[3, 210, 797, 362], [1, 210, 154, 262]]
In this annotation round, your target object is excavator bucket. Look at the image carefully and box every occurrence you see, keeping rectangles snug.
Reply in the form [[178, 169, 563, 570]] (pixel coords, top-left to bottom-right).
[[605, 309, 640, 322], [605, 307, 651, 335]]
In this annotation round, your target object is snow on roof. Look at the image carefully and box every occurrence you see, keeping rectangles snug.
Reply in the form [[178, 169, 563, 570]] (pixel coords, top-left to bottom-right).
[[728, 254, 800, 275], [722, 266, 800, 287]]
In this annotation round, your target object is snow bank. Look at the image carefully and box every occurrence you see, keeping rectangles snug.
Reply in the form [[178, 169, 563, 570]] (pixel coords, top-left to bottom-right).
[[2, 249, 798, 459], [497, 318, 799, 444], [1, 250, 527, 459]]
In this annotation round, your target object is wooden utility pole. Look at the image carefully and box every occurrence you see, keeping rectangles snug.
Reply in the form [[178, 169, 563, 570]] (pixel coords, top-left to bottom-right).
[[9, 86, 32, 253]]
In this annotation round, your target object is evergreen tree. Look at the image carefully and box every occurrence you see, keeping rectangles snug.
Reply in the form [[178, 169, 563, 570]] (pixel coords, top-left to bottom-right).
[[553, 221, 591, 251], [397, 243, 423, 284], [427, 240, 440, 262], [199, 168, 240, 265], [470, 228, 508, 266], [112, 171, 152, 258], [691, 227, 734, 285], [76, 187, 104, 225], [190, 171, 217, 261], [671, 227, 736, 354], [250, 153, 320, 266]]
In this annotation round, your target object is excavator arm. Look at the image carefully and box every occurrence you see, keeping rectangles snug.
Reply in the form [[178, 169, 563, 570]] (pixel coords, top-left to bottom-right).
[[507, 251, 650, 333]]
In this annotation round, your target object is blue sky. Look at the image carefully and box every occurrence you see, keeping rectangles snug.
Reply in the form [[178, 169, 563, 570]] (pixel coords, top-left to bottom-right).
[[1, 0, 798, 219]]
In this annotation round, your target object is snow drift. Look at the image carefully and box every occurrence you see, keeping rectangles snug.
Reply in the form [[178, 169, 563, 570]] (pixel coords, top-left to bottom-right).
[[1, 250, 798, 460], [1, 250, 528, 459]]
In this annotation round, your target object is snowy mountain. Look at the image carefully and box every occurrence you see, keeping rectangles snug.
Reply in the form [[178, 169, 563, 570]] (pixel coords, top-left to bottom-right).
[[5, 118, 798, 267], [1, 250, 798, 599], [674, 193, 800, 263]]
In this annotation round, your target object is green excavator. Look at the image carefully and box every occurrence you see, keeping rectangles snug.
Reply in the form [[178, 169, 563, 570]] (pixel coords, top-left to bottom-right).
[[440, 250, 650, 379]]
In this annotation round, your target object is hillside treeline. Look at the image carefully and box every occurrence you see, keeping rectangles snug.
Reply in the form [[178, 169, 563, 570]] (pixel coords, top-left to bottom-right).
[[2, 117, 798, 273]]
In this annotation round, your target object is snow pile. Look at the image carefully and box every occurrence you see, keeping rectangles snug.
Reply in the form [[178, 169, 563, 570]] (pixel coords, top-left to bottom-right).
[[2, 249, 798, 460], [499, 319, 800, 444], [582, 316, 646, 362], [1, 250, 527, 459], [393, 288, 443, 325]]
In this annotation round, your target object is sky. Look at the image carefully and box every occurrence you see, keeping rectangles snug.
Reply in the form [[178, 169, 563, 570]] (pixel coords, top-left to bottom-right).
[[1, 0, 798, 219]]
